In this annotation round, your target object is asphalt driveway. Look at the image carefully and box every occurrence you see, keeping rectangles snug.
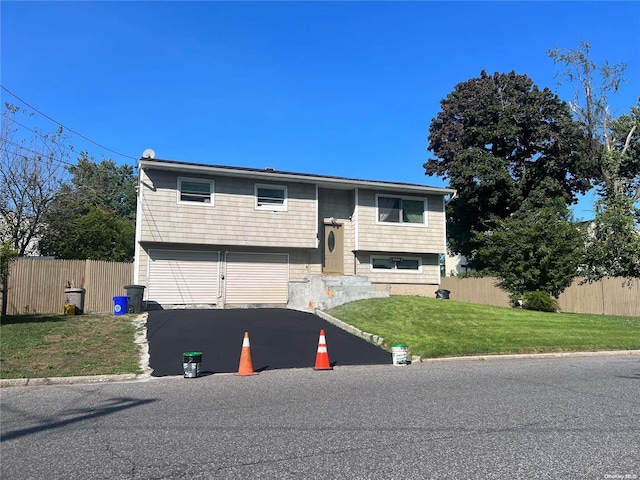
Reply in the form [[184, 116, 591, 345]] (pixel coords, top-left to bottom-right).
[[146, 309, 392, 376]]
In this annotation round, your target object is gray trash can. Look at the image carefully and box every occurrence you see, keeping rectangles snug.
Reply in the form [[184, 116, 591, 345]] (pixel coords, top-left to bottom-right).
[[123, 285, 146, 313], [64, 288, 86, 314]]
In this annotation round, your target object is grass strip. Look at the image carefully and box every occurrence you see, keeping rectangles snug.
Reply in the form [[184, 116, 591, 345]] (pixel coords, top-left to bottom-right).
[[326, 296, 640, 358]]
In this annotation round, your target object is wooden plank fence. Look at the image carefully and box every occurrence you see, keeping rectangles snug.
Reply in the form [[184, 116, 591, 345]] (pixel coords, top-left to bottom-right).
[[3, 258, 133, 315], [2, 258, 638, 316], [439, 277, 640, 317]]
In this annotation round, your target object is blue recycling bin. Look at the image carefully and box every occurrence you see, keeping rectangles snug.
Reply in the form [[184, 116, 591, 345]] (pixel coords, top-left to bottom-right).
[[113, 296, 130, 315]]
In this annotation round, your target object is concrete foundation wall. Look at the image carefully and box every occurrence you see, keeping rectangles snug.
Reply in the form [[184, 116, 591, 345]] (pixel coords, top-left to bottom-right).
[[373, 283, 440, 297], [288, 275, 389, 311]]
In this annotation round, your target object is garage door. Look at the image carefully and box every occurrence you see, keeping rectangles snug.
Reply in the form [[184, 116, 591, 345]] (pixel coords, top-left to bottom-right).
[[225, 252, 289, 304], [148, 250, 220, 305]]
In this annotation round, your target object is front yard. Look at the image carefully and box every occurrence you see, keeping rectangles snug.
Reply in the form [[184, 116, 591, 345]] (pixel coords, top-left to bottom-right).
[[326, 297, 640, 358], [0, 313, 141, 379]]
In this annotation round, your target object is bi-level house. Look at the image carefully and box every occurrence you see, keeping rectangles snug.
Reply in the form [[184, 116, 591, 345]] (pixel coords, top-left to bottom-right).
[[134, 157, 455, 309]]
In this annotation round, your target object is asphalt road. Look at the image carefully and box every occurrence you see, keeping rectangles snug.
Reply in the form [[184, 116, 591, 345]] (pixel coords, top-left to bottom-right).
[[2, 355, 639, 479], [146, 309, 392, 376]]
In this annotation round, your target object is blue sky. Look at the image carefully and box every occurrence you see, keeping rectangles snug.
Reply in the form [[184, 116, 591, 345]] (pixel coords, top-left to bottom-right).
[[2, 1, 639, 220]]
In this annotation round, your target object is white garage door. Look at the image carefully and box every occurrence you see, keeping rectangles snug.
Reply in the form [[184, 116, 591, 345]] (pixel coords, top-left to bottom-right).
[[225, 252, 289, 304], [148, 250, 220, 305]]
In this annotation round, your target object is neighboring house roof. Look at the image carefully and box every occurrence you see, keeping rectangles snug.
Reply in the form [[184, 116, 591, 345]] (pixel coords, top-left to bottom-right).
[[139, 158, 456, 196]]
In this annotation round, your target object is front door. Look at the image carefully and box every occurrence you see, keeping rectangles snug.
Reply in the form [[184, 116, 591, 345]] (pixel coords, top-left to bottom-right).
[[323, 224, 344, 274]]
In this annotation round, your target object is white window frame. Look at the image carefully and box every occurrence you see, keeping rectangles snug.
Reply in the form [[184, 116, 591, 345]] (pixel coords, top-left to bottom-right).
[[177, 177, 214, 206], [370, 255, 423, 273], [375, 194, 427, 226], [255, 183, 288, 211]]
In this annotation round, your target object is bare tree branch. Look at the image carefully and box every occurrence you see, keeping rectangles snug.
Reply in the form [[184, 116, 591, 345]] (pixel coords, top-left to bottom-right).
[[1, 104, 71, 255]]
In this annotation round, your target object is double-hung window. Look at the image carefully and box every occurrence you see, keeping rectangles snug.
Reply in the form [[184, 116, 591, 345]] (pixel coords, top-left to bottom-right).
[[255, 184, 287, 211], [178, 177, 214, 205], [377, 195, 425, 225]]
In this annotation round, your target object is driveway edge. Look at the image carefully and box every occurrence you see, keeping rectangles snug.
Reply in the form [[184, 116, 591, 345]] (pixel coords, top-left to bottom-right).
[[315, 309, 387, 347]]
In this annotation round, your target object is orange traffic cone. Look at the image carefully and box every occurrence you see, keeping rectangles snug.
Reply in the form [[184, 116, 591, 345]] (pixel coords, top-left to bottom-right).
[[236, 331, 257, 376], [314, 329, 332, 370]]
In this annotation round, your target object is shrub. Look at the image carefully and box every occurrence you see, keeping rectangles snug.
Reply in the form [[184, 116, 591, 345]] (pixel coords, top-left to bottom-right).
[[521, 291, 559, 313]]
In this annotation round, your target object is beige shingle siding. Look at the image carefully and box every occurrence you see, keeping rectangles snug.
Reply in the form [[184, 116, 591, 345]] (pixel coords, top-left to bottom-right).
[[356, 190, 445, 253], [139, 169, 317, 248], [288, 249, 310, 282], [137, 248, 149, 286]]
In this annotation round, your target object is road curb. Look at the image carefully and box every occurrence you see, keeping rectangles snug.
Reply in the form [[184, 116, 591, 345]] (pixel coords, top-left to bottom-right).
[[3, 352, 639, 388], [415, 350, 640, 364], [0, 373, 152, 388]]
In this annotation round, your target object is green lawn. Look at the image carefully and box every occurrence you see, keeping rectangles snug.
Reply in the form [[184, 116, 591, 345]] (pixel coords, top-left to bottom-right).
[[0, 313, 141, 379], [326, 296, 640, 358]]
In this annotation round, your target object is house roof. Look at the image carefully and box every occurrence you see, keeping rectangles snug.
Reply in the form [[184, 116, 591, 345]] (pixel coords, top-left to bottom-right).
[[139, 157, 456, 196]]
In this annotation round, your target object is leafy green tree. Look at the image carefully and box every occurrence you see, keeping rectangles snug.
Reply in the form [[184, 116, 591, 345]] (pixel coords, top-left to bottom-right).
[[600, 99, 640, 202], [39, 154, 137, 262], [581, 195, 640, 283], [549, 42, 640, 282], [424, 71, 590, 262], [472, 200, 585, 300], [64, 154, 137, 220]]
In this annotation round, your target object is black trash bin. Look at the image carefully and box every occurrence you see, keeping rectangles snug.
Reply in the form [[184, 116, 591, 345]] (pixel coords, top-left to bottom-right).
[[435, 289, 450, 299], [124, 285, 146, 313]]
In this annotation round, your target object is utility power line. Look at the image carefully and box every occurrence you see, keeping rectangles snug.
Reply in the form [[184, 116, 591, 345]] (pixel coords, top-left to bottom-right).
[[1, 85, 138, 162]]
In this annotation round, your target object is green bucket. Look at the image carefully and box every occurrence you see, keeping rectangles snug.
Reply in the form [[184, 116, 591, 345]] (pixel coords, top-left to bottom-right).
[[183, 351, 202, 378]]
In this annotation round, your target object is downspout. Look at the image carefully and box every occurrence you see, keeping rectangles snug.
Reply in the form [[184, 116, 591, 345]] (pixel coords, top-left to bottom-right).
[[219, 251, 226, 308], [440, 191, 457, 283], [354, 188, 359, 275], [354, 188, 359, 251], [315, 184, 319, 249], [133, 160, 143, 285]]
